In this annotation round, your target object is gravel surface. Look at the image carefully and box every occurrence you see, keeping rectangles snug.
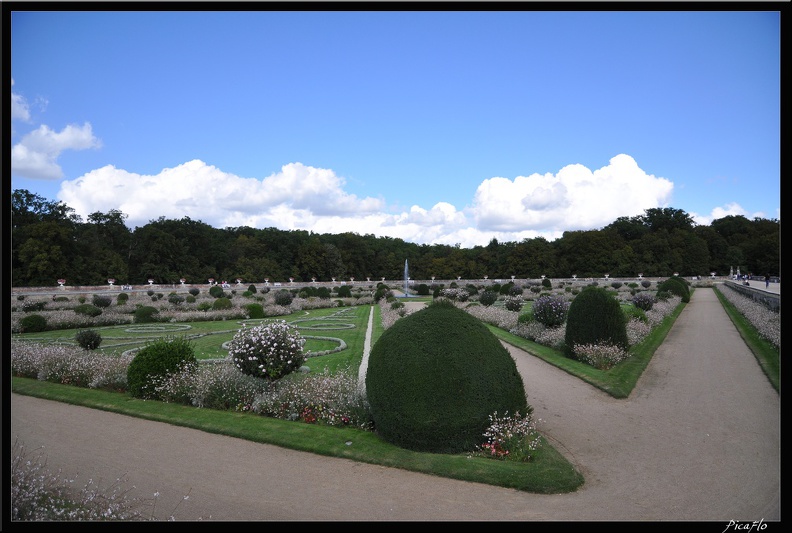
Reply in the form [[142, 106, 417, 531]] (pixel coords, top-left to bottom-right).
[[9, 288, 780, 522]]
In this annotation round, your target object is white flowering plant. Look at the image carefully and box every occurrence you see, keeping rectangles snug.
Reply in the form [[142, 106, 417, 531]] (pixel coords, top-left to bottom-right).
[[478, 410, 542, 462], [228, 320, 306, 381]]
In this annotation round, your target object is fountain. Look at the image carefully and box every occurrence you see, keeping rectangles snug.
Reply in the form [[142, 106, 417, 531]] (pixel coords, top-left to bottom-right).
[[403, 259, 410, 297]]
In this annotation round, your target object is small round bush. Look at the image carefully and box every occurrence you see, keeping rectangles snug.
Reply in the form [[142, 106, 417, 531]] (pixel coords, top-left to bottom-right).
[[197, 301, 212, 312], [16, 294, 25, 301], [641, 280, 652, 288], [126, 336, 197, 400], [657, 277, 690, 303], [74, 304, 102, 317], [541, 278, 552, 289], [75, 329, 103, 350], [167, 293, 185, 306], [631, 292, 655, 311], [133, 305, 159, 323], [146, 289, 155, 297], [248, 284, 257, 294], [509, 285, 524, 296], [478, 291, 498, 307], [229, 320, 306, 381], [504, 296, 524, 312], [22, 301, 47, 313], [212, 297, 232, 310], [273, 290, 293, 306], [365, 300, 528, 454], [417, 283, 430, 296], [186, 294, 196, 303], [116, 292, 129, 304], [316, 287, 331, 299], [209, 285, 225, 298], [244, 303, 265, 319], [564, 286, 629, 357], [531, 294, 570, 327], [610, 281, 623, 290], [188, 287, 200, 296], [337, 285, 352, 298], [92, 294, 112, 308], [20, 314, 48, 333], [530, 286, 542, 294]]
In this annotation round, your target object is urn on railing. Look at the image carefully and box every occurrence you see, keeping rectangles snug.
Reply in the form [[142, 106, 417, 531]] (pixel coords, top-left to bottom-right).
[[638, 273, 643, 280], [432, 276, 436, 282], [350, 277, 354, 283], [312, 277, 317, 283], [604, 274, 609, 279], [180, 278, 186, 285], [381, 277, 385, 282], [148, 279, 155, 286], [710, 272, 716, 279], [236, 278, 243, 285], [511, 275, 515, 281], [289, 277, 294, 284], [108, 278, 116, 286], [57, 278, 66, 288], [572, 274, 577, 280], [208, 278, 215, 286], [264, 278, 269, 285]]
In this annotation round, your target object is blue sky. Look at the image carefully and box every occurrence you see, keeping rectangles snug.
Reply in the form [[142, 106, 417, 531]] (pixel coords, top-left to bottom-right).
[[9, 8, 780, 247]]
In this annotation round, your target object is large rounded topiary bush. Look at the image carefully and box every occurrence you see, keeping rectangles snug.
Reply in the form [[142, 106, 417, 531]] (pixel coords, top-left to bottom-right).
[[365, 300, 528, 454], [126, 336, 197, 399], [564, 285, 629, 357], [657, 277, 690, 303]]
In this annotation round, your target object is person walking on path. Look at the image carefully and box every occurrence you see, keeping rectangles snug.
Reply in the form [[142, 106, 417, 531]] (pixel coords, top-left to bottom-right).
[[766, 274, 771, 288]]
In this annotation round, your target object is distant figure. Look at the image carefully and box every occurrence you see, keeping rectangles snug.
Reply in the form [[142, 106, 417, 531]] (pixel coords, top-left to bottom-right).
[[766, 274, 771, 289]]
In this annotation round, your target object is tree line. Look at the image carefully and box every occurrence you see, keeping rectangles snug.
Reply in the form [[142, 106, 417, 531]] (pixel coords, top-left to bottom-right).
[[10, 189, 779, 287]]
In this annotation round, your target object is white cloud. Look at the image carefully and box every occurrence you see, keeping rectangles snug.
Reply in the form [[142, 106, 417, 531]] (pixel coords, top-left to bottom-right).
[[57, 155, 681, 248], [11, 79, 31, 122], [471, 154, 674, 233], [58, 160, 386, 230], [11, 123, 102, 180], [690, 202, 778, 226]]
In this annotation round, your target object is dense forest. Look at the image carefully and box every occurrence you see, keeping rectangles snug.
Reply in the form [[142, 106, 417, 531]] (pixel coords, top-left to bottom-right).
[[9, 189, 780, 287]]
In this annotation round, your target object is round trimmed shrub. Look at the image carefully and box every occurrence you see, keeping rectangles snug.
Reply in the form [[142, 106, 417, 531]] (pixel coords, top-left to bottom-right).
[[631, 292, 655, 311], [243, 303, 265, 319], [641, 280, 652, 288], [188, 287, 200, 296], [116, 292, 129, 304], [75, 329, 102, 350], [212, 297, 232, 310], [74, 304, 102, 317], [133, 305, 159, 323], [504, 296, 524, 312], [22, 300, 47, 313], [209, 285, 224, 298], [126, 336, 197, 399], [229, 320, 305, 381], [657, 277, 690, 303], [337, 285, 352, 298], [167, 293, 185, 306], [564, 286, 629, 357], [20, 314, 48, 333], [186, 294, 196, 303], [365, 300, 528, 454], [478, 290, 498, 307], [273, 290, 293, 306], [532, 294, 570, 327], [92, 294, 112, 308], [541, 278, 552, 289], [248, 284, 257, 294]]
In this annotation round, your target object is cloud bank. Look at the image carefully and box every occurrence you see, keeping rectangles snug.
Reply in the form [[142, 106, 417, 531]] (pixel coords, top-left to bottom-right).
[[56, 154, 682, 247]]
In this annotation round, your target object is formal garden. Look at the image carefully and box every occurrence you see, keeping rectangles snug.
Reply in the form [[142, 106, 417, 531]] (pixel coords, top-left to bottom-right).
[[10, 277, 780, 520]]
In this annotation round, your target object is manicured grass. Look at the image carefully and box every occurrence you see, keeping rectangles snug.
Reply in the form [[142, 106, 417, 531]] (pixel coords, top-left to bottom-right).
[[11, 376, 584, 494], [488, 300, 687, 399], [712, 286, 780, 392]]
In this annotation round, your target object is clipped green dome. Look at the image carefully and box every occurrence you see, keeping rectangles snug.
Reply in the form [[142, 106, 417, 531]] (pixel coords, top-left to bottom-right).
[[365, 300, 528, 454]]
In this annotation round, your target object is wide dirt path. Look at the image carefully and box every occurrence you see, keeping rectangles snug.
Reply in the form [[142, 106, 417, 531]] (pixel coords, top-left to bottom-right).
[[9, 288, 780, 521]]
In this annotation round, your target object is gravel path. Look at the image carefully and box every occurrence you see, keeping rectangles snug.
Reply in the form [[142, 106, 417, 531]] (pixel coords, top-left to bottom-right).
[[9, 288, 780, 522]]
